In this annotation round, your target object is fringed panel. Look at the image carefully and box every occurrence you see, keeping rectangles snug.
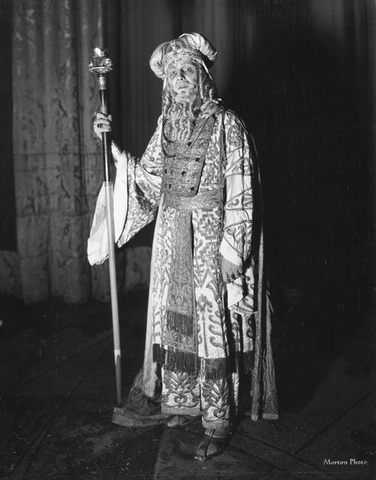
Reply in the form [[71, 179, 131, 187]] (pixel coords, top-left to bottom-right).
[[166, 310, 194, 336], [164, 348, 198, 375]]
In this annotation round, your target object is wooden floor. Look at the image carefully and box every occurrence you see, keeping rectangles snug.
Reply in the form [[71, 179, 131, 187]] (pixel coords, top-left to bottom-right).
[[0, 291, 374, 479]]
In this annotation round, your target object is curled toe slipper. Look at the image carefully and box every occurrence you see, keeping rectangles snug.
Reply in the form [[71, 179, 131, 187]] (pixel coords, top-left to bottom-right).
[[194, 428, 230, 461], [166, 414, 198, 428]]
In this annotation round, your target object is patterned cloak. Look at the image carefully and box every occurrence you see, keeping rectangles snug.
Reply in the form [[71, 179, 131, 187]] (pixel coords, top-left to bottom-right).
[[88, 106, 278, 422]]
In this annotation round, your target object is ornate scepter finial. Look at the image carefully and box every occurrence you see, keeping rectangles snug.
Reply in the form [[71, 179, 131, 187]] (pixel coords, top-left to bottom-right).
[[89, 48, 113, 90]]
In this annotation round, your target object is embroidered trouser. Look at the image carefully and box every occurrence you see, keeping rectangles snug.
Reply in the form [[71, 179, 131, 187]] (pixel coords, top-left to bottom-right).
[[160, 362, 239, 429]]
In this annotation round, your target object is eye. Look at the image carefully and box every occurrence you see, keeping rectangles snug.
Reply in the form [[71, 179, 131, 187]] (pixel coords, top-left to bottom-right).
[[169, 70, 176, 78]]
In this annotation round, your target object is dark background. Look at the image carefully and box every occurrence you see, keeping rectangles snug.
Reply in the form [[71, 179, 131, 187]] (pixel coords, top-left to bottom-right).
[[0, 0, 374, 405], [102, 0, 375, 365]]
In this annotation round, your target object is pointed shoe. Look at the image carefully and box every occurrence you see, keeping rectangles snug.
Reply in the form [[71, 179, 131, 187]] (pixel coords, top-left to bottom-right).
[[194, 428, 230, 461]]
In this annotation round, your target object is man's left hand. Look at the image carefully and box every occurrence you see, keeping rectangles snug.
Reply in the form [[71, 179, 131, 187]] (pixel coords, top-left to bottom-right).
[[221, 256, 243, 283]]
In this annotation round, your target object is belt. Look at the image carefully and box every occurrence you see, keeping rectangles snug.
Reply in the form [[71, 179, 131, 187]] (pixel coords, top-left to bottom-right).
[[163, 189, 222, 211]]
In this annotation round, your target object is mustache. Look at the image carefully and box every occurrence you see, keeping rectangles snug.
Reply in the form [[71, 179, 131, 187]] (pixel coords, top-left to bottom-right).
[[176, 78, 196, 87]]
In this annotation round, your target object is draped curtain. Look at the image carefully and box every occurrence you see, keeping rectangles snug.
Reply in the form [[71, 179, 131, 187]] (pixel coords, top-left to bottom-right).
[[10, 0, 106, 303], [4, 0, 237, 304], [1, 0, 374, 314]]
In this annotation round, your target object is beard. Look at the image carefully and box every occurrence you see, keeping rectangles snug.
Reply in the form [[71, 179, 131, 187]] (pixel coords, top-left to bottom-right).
[[165, 89, 201, 143]]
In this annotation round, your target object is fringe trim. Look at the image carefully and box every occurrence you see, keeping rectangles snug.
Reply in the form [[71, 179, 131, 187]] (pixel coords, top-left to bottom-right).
[[153, 345, 231, 381], [164, 348, 198, 374], [166, 310, 194, 336]]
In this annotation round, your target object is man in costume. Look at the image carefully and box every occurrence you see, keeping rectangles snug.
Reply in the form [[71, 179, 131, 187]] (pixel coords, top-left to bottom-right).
[[90, 33, 278, 461]]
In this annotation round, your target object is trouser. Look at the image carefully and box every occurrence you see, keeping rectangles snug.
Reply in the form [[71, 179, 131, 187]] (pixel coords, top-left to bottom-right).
[[160, 364, 239, 430]]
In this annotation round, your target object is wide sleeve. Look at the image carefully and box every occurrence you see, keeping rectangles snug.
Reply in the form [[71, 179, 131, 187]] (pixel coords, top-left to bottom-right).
[[87, 116, 164, 265], [220, 111, 254, 267], [219, 111, 259, 311], [116, 116, 164, 247]]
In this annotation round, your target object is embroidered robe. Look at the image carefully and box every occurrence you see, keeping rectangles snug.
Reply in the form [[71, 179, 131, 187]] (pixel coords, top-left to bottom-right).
[[88, 107, 279, 424]]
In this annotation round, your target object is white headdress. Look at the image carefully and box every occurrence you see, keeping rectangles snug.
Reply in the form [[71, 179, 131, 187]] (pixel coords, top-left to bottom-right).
[[149, 32, 217, 80]]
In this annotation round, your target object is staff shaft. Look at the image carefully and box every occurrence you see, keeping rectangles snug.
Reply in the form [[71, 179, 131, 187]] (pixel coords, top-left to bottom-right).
[[100, 89, 122, 406], [89, 50, 122, 405]]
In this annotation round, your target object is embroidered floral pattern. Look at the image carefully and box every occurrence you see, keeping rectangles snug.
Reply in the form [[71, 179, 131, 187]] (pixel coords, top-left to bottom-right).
[[115, 108, 278, 423]]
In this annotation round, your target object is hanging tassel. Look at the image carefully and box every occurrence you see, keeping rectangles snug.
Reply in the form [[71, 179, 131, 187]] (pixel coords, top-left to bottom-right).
[[166, 310, 194, 336], [164, 348, 198, 374]]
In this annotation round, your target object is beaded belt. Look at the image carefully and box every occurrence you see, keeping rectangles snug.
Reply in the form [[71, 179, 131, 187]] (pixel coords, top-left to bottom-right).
[[163, 189, 222, 211]]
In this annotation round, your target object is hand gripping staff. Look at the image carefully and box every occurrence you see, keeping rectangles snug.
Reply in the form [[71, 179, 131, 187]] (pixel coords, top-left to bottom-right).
[[89, 48, 122, 405]]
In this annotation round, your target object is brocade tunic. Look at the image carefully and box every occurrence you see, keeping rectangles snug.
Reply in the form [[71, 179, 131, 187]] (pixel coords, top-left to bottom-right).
[[88, 106, 279, 425]]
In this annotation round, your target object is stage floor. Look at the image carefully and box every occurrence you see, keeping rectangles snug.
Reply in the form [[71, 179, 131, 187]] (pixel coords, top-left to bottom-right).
[[0, 290, 374, 479]]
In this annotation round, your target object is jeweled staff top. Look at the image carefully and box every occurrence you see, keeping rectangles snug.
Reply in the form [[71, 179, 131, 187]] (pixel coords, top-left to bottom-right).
[[89, 47, 113, 90]]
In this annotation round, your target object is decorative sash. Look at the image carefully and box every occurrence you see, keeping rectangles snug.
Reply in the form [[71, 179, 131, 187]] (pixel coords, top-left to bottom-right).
[[158, 114, 219, 375]]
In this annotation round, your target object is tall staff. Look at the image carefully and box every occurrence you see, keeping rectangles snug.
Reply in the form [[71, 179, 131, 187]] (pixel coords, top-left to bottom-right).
[[89, 48, 122, 405]]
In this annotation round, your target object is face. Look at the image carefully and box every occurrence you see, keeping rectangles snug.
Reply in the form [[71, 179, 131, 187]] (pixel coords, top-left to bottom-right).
[[166, 59, 199, 97]]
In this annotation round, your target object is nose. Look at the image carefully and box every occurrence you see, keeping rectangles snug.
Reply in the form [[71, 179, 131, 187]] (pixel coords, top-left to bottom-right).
[[177, 68, 185, 80]]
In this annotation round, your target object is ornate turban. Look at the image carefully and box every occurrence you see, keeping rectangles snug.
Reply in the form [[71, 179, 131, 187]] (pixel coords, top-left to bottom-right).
[[149, 32, 217, 79]]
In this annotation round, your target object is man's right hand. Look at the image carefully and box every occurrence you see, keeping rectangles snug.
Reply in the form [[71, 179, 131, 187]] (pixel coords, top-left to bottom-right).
[[93, 112, 112, 139]]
